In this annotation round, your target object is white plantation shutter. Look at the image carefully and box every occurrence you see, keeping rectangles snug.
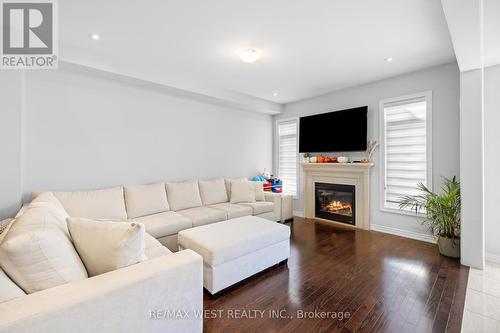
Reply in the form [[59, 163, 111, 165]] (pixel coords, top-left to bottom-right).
[[382, 93, 431, 211], [278, 120, 298, 196]]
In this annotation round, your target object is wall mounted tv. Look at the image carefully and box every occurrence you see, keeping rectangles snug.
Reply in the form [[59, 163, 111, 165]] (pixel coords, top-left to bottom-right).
[[299, 106, 368, 153]]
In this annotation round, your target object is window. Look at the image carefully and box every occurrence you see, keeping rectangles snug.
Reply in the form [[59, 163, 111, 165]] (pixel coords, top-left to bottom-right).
[[380, 91, 432, 213], [277, 119, 298, 196]]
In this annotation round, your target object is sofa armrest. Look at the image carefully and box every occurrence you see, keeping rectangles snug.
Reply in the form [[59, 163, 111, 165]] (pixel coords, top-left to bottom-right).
[[0, 250, 203, 333], [264, 192, 282, 222]]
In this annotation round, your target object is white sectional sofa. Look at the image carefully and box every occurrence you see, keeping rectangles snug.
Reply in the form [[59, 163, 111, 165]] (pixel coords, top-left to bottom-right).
[[43, 178, 290, 251], [0, 178, 293, 333]]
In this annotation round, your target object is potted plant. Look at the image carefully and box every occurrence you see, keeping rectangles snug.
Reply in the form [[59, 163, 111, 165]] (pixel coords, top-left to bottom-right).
[[398, 176, 461, 258]]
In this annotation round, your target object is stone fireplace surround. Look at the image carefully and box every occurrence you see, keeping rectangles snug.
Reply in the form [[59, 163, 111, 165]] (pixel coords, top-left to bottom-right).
[[301, 162, 374, 229]]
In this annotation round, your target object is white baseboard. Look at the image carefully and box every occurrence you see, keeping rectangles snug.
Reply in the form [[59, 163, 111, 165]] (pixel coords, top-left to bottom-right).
[[371, 224, 437, 244], [293, 210, 304, 217], [486, 252, 500, 264]]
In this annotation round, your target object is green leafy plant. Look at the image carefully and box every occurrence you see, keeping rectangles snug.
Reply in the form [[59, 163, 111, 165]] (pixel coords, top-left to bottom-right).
[[398, 176, 460, 239]]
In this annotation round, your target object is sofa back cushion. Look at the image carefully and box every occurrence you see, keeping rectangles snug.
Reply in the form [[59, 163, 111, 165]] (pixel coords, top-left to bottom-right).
[[124, 183, 170, 218], [0, 194, 88, 293], [51, 187, 127, 220], [224, 178, 247, 200], [198, 179, 228, 206], [165, 181, 203, 211], [67, 218, 147, 277], [0, 268, 25, 303]]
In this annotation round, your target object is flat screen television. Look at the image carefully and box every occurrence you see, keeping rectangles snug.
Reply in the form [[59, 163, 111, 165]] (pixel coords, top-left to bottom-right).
[[299, 106, 367, 153]]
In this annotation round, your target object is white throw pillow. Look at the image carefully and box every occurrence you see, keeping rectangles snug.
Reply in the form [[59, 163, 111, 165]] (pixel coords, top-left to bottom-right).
[[0, 195, 88, 294], [254, 182, 266, 201], [67, 218, 147, 277], [124, 183, 170, 218], [199, 179, 228, 205], [165, 181, 203, 211], [230, 181, 257, 204]]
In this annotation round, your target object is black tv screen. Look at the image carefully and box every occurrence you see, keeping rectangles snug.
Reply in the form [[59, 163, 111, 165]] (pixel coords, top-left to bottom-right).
[[299, 106, 367, 153]]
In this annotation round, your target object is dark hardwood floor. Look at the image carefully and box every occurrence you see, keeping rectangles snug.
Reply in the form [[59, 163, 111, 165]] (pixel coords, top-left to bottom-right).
[[203, 217, 468, 333]]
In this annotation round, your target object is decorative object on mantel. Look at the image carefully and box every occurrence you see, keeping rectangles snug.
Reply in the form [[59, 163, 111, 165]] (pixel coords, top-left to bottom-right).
[[361, 140, 379, 163], [337, 156, 349, 163], [398, 176, 461, 258], [304, 155, 343, 163], [325, 157, 337, 163], [303, 153, 312, 163]]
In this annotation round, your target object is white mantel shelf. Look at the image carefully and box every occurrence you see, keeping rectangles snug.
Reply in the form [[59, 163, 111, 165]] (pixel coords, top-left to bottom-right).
[[301, 162, 374, 169], [301, 162, 374, 230]]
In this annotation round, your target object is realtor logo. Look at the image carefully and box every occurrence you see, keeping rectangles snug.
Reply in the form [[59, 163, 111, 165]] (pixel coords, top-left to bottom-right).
[[1, 0, 58, 69]]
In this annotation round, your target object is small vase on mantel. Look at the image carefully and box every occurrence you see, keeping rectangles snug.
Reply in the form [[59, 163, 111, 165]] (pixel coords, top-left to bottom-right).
[[303, 153, 312, 163], [337, 156, 349, 163]]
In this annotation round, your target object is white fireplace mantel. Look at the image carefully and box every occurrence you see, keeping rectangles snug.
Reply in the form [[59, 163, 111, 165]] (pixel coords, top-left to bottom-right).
[[301, 162, 374, 229]]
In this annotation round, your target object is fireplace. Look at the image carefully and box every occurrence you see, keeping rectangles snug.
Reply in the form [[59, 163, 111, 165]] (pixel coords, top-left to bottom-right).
[[314, 182, 355, 225]]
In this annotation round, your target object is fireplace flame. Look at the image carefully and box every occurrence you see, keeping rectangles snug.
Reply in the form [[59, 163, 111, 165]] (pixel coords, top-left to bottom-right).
[[322, 200, 352, 216]]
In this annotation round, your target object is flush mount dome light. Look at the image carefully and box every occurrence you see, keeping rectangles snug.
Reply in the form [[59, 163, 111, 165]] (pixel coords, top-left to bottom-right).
[[238, 48, 262, 63]]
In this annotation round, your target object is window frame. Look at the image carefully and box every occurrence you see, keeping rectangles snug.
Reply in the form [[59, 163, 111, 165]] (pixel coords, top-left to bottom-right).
[[379, 91, 433, 216], [275, 117, 299, 199]]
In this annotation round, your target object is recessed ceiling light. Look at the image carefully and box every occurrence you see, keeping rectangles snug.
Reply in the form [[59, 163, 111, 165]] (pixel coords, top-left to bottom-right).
[[238, 48, 262, 63], [385, 57, 393, 62], [89, 33, 100, 40], [273, 92, 278, 97]]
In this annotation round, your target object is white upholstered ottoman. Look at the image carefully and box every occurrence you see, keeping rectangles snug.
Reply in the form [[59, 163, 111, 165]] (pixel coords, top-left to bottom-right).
[[178, 215, 290, 295]]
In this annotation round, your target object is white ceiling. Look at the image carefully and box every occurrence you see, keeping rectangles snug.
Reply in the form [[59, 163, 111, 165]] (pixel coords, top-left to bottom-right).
[[59, 0, 455, 106], [441, 0, 500, 72]]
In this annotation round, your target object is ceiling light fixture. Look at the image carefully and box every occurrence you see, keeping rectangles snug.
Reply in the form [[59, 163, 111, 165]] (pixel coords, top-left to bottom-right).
[[238, 48, 262, 63], [89, 33, 100, 40], [385, 57, 393, 62], [273, 92, 278, 97]]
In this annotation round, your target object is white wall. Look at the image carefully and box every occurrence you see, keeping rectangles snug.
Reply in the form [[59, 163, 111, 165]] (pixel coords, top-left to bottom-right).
[[0, 72, 23, 219], [484, 65, 500, 262], [274, 62, 460, 237], [0, 67, 273, 214], [460, 69, 485, 269]]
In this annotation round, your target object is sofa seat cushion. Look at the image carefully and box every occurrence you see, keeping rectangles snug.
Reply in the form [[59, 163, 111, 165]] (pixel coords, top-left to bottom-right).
[[178, 216, 290, 266], [198, 179, 228, 205], [177, 207, 227, 227], [134, 211, 192, 239], [124, 183, 169, 218], [145, 234, 172, 259], [239, 201, 274, 215], [0, 268, 25, 303], [165, 181, 203, 211], [50, 186, 127, 220], [208, 203, 253, 219]]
